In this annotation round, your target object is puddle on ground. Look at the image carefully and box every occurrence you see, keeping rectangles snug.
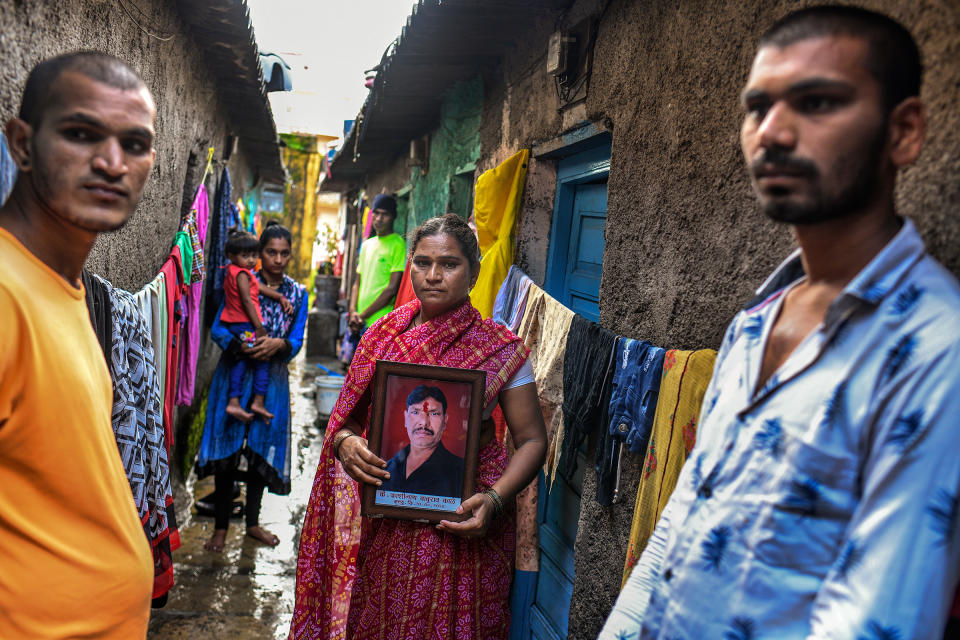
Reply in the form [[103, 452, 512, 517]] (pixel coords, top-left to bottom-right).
[[148, 354, 339, 639]]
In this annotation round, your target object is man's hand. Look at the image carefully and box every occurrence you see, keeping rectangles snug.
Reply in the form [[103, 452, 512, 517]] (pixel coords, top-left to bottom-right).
[[338, 435, 390, 486], [436, 491, 496, 539]]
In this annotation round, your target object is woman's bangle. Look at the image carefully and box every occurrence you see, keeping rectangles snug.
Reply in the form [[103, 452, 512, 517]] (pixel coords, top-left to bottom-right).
[[483, 488, 505, 520], [332, 429, 358, 460]]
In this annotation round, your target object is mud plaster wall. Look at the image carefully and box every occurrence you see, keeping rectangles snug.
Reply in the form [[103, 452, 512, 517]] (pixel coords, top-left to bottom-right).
[[513, 156, 557, 286], [0, 0, 263, 492], [408, 77, 483, 228], [478, 0, 960, 637]]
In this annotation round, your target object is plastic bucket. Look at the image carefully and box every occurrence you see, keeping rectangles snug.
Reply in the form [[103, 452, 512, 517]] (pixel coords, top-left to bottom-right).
[[315, 375, 345, 416]]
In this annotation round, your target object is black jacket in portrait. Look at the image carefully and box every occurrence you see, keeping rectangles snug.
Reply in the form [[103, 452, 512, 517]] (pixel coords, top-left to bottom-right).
[[381, 442, 464, 498]]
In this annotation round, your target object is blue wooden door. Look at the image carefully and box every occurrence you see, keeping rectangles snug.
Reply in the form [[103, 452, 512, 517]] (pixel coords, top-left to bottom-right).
[[529, 456, 584, 639], [521, 144, 609, 639], [562, 182, 607, 321], [545, 143, 610, 323]]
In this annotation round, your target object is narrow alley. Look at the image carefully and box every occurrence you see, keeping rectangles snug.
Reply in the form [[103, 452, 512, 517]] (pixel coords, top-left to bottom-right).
[[1, 2, 959, 640], [147, 355, 331, 639]]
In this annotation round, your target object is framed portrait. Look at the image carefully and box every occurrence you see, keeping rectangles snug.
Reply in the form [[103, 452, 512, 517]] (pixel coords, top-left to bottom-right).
[[361, 360, 485, 523]]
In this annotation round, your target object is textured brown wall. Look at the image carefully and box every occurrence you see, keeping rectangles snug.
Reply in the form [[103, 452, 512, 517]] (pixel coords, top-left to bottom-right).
[[0, 0, 263, 494], [478, 1, 960, 637], [0, 0, 257, 293]]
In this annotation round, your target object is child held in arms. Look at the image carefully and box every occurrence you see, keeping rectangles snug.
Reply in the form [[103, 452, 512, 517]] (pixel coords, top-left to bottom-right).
[[220, 229, 293, 423]]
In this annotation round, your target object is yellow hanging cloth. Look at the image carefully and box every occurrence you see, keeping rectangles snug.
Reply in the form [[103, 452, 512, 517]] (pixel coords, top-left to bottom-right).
[[469, 149, 529, 318], [620, 348, 717, 587]]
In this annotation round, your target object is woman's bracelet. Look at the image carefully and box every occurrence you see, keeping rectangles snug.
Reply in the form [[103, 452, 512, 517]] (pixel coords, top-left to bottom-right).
[[332, 429, 359, 461], [483, 488, 505, 520]]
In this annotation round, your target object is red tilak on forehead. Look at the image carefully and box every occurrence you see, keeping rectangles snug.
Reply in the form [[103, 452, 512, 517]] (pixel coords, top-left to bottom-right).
[[422, 401, 429, 412]]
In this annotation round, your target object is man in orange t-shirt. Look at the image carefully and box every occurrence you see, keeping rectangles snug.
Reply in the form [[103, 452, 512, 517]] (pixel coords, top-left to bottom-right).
[[0, 52, 156, 638]]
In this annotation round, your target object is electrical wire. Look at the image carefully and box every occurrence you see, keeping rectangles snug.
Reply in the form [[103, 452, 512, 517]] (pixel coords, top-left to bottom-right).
[[116, 0, 175, 42]]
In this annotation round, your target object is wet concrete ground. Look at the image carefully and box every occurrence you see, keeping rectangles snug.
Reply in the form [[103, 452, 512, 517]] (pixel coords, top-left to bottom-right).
[[148, 354, 339, 639]]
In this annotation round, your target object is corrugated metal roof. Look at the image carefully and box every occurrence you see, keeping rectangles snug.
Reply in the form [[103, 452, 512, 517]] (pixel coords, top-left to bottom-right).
[[322, 0, 573, 192], [174, 0, 285, 184]]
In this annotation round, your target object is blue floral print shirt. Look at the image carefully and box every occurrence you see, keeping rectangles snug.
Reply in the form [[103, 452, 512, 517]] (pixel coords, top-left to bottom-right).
[[601, 218, 960, 640]]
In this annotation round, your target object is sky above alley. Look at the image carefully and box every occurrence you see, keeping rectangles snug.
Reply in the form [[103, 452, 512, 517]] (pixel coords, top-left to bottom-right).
[[246, 0, 413, 143]]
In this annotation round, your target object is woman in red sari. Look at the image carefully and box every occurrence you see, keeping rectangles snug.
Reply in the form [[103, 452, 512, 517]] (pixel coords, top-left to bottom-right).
[[291, 214, 547, 640]]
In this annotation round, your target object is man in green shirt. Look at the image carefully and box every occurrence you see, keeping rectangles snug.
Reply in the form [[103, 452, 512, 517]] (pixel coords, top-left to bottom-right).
[[349, 193, 406, 329]]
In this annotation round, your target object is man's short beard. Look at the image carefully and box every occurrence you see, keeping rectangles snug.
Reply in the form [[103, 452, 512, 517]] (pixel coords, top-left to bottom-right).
[[759, 124, 888, 225], [762, 160, 881, 225], [30, 139, 136, 233]]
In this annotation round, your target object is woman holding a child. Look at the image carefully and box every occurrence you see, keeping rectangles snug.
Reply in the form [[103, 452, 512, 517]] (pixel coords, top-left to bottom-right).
[[196, 220, 308, 552], [291, 214, 547, 639]]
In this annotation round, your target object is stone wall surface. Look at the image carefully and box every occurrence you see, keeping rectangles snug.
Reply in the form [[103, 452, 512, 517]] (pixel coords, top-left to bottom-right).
[[478, 0, 960, 637], [0, 0, 257, 293], [0, 0, 267, 503], [409, 77, 483, 227]]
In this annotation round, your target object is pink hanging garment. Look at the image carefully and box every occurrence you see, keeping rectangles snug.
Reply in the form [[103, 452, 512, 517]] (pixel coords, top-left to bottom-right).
[[176, 185, 209, 405]]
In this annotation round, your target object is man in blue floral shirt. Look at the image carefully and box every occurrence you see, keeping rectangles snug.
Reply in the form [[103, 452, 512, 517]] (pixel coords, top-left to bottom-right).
[[602, 6, 960, 639]]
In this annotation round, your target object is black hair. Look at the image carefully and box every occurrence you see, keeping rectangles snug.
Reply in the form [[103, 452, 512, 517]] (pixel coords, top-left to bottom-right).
[[19, 51, 148, 127], [225, 228, 260, 255], [259, 219, 293, 250], [758, 5, 922, 110], [408, 213, 481, 273], [406, 385, 448, 413]]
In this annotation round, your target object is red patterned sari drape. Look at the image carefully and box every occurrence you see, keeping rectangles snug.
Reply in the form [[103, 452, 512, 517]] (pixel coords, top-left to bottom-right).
[[291, 299, 527, 639]]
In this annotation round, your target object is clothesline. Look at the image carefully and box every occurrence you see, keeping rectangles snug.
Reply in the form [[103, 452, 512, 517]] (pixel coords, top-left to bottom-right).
[[491, 264, 717, 602]]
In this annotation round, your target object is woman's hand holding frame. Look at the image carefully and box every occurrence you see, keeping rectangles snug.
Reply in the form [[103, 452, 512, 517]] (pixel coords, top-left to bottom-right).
[[338, 431, 390, 486]]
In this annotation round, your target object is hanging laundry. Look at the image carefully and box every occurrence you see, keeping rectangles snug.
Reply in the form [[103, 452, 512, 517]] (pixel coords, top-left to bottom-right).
[[173, 231, 194, 284], [609, 339, 668, 454], [394, 261, 416, 308], [360, 203, 372, 240], [595, 338, 667, 506], [470, 149, 529, 319], [512, 283, 574, 603], [176, 185, 209, 405], [592, 338, 622, 506], [490, 267, 534, 439], [516, 283, 575, 486], [134, 274, 168, 414], [83, 272, 180, 603], [182, 201, 206, 285], [0, 132, 18, 206], [159, 248, 186, 451], [491, 264, 533, 329], [620, 348, 716, 586], [560, 315, 617, 481], [82, 270, 113, 360]]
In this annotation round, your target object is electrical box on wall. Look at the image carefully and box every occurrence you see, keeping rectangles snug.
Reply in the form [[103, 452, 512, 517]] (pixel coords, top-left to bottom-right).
[[550, 17, 598, 106], [547, 31, 576, 76], [408, 134, 430, 174]]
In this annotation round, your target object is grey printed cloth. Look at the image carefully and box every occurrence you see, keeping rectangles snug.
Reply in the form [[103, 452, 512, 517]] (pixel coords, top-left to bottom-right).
[[93, 274, 179, 598], [602, 218, 960, 639]]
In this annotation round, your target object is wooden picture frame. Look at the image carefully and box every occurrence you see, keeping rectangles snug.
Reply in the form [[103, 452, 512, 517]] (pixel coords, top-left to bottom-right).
[[361, 360, 485, 523]]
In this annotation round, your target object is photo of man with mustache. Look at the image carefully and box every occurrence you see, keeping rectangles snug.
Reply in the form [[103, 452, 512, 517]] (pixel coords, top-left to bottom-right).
[[380, 384, 465, 499]]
